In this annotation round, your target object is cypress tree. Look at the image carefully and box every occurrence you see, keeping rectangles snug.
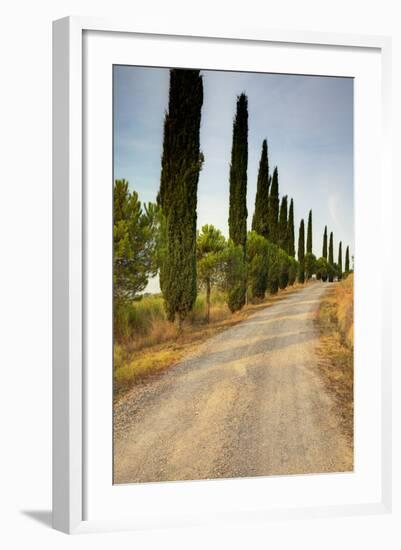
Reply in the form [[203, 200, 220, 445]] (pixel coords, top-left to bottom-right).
[[278, 195, 288, 251], [345, 245, 350, 273], [306, 209, 313, 254], [158, 69, 204, 325], [252, 139, 269, 238], [322, 226, 328, 260], [228, 93, 248, 311], [268, 167, 279, 244], [338, 241, 343, 280], [287, 198, 295, 257], [297, 219, 305, 283], [229, 93, 248, 250], [328, 231, 334, 282]]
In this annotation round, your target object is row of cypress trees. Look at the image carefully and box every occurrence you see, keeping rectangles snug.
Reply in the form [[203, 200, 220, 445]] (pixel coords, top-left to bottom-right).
[[157, 68, 352, 325], [227, 94, 301, 308], [320, 225, 350, 282]]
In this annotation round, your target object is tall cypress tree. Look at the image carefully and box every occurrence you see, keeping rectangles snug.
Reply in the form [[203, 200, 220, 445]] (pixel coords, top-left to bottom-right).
[[278, 195, 288, 251], [158, 69, 204, 324], [322, 226, 328, 260], [345, 245, 350, 273], [338, 241, 343, 280], [268, 167, 279, 244], [287, 198, 295, 257], [252, 139, 269, 238], [306, 210, 313, 254], [328, 231, 334, 282], [297, 219, 305, 283], [229, 93, 248, 250], [228, 93, 248, 311]]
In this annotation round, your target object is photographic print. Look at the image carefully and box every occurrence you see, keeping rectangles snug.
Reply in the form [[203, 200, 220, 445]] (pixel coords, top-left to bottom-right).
[[113, 65, 354, 484]]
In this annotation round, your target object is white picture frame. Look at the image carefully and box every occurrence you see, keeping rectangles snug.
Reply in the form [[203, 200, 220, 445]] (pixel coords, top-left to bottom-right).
[[52, 16, 392, 534]]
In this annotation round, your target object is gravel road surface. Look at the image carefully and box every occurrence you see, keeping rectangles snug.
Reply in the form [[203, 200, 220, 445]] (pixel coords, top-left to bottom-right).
[[114, 282, 353, 483]]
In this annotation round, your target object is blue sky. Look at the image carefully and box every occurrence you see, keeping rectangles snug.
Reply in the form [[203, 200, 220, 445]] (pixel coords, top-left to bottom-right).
[[114, 66, 353, 291]]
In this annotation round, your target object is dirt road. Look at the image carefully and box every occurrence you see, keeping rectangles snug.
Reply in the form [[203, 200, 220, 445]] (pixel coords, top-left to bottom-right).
[[114, 282, 353, 484]]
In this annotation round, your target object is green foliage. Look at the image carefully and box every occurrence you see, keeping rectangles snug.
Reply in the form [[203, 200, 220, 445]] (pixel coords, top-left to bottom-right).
[[158, 69, 204, 324], [227, 93, 248, 311], [297, 219, 305, 283], [345, 245, 350, 274], [266, 241, 280, 294], [316, 256, 328, 282], [113, 179, 158, 303], [278, 195, 288, 251], [288, 257, 298, 285], [113, 294, 165, 342], [328, 231, 334, 282], [228, 93, 248, 250], [338, 241, 343, 280], [247, 231, 269, 300], [304, 252, 317, 280], [307, 210, 313, 254], [322, 226, 328, 260], [197, 225, 226, 322], [252, 140, 270, 239], [278, 248, 290, 289], [268, 167, 280, 244], [287, 198, 295, 257], [224, 241, 247, 312]]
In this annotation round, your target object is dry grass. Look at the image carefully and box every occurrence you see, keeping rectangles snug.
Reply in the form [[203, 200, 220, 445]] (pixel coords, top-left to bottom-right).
[[316, 274, 354, 444], [334, 274, 354, 348], [114, 283, 304, 399]]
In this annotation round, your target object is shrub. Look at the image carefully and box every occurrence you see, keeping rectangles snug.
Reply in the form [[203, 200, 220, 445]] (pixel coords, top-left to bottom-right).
[[224, 241, 247, 312], [288, 258, 298, 285], [297, 261, 305, 284], [266, 242, 280, 294], [316, 256, 328, 281], [247, 231, 269, 300], [278, 249, 290, 289], [305, 252, 317, 280]]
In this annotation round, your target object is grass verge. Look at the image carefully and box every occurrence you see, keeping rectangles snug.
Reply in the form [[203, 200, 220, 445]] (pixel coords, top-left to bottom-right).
[[316, 275, 354, 445]]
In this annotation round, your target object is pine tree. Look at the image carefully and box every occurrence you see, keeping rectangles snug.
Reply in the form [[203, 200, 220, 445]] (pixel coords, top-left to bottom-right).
[[297, 219, 305, 283], [345, 245, 350, 274], [252, 139, 269, 238], [158, 69, 204, 325], [307, 210, 313, 254], [197, 225, 226, 323], [268, 167, 279, 244], [278, 195, 288, 251], [328, 231, 334, 282], [322, 226, 328, 260], [228, 93, 248, 311], [287, 198, 295, 257], [338, 241, 343, 280], [113, 180, 158, 303]]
